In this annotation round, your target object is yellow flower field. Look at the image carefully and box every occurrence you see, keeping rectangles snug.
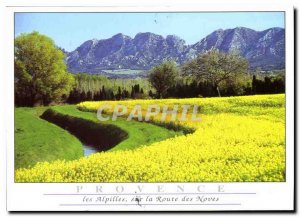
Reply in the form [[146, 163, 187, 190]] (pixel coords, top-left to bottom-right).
[[15, 94, 285, 182]]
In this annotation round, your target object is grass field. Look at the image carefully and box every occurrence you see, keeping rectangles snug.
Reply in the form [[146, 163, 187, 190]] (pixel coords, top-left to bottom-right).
[[15, 107, 83, 169], [15, 94, 285, 182]]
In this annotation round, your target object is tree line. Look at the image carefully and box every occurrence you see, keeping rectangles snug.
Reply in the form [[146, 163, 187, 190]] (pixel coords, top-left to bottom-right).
[[64, 73, 285, 104], [66, 84, 146, 104], [164, 75, 284, 98]]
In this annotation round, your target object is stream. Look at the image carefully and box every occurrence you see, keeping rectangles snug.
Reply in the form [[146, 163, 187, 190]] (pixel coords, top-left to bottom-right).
[[82, 144, 100, 156]]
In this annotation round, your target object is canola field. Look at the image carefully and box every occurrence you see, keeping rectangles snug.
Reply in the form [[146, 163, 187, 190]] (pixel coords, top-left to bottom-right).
[[15, 94, 285, 182]]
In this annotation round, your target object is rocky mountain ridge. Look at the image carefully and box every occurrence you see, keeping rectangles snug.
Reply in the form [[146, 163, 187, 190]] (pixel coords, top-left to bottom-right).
[[66, 27, 285, 73]]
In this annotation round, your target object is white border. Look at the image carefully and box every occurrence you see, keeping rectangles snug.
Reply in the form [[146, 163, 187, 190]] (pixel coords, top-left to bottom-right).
[[2, 0, 295, 212]]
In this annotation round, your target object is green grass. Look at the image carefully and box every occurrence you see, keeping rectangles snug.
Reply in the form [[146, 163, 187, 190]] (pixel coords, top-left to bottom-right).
[[15, 107, 83, 169], [15, 105, 181, 169]]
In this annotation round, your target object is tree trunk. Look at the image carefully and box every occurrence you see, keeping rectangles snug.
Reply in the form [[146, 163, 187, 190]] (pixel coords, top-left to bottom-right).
[[157, 91, 162, 99], [216, 86, 221, 97]]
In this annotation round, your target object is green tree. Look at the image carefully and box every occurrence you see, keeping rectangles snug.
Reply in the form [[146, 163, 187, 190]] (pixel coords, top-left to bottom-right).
[[116, 86, 122, 100], [182, 50, 248, 97], [15, 32, 75, 106], [149, 61, 179, 98]]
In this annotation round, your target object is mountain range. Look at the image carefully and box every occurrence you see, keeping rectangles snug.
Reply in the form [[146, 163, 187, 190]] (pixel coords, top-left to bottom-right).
[[65, 27, 285, 75]]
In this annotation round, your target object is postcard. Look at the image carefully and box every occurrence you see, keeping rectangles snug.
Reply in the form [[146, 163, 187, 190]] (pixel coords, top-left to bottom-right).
[[3, 0, 295, 212]]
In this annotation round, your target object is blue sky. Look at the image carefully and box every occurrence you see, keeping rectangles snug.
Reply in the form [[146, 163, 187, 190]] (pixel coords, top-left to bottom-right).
[[15, 12, 284, 52]]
